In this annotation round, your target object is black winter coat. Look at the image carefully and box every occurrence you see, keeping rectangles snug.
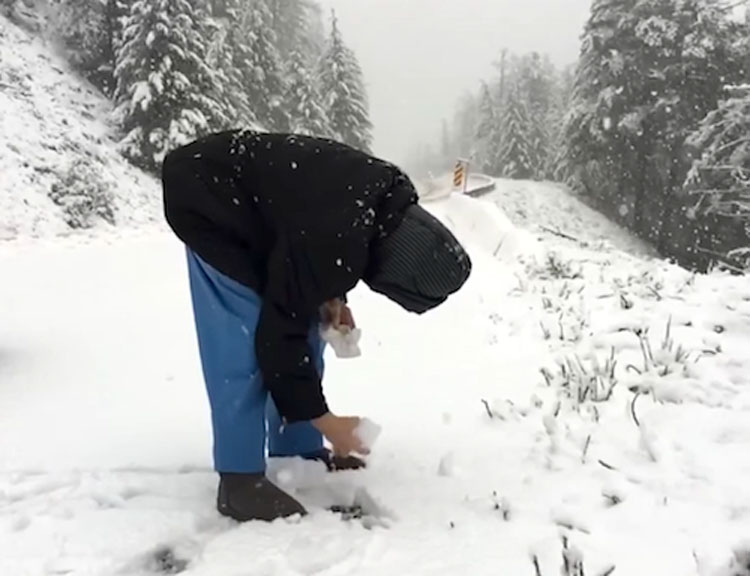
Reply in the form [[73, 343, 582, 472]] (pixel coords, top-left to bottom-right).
[[162, 130, 418, 422]]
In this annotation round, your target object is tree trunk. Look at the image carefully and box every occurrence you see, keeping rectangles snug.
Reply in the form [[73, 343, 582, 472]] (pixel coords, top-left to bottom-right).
[[657, 144, 680, 255], [632, 136, 651, 239]]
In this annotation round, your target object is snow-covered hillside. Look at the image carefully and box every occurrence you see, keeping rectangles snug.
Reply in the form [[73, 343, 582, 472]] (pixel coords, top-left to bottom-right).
[[418, 172, 657, 257], [2, 183, 750, 575], [486, 179, 658, 258], [0, 14, 162, 240]]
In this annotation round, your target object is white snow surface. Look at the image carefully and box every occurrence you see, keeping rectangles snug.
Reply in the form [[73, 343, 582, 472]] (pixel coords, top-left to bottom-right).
[[0, 14, 162, 240], [486, 178, 658, 258], [2, 186, 750, 576]]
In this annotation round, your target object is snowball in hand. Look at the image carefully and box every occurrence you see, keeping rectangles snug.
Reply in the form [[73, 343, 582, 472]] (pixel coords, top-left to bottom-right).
[[319, 325, 362, 358], [354, 418, 382, 451]]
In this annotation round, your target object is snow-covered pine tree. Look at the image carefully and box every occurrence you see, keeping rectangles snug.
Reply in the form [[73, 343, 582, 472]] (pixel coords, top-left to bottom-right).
[[547, 64, 575, 181], [284, 48, 330, 136], [53, 0, 127, 97], [562, 0, 744, 260], [687, 86, 750, 211], [685, 85, 750, 262], [496, 82, 534, 179], [113, 0, 225, 172], [514, 52, 558, 179], [638, 0, 745, 252], [235, 0, 288, 130], [473, 82, 499, 174], [202, 0, 255, 129], [264, 0, 324, 60], [319, 10, 373, 152], [561, 0, 639, 208]]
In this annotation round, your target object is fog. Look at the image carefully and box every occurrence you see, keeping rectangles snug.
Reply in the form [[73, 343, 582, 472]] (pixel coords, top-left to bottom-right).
[[318, 0, 592, 165]]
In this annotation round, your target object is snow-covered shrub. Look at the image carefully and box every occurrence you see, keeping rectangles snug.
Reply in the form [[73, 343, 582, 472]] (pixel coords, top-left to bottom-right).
[[541, 348, 618, 405], [546, 252, 584, 280], [531, 535, 614, 576], [49, 158, 116, 229], [523, 251, 584, 281], [538, 282, 590, 343], [727, 247, 750, 272], [625, 318, 699, 381]]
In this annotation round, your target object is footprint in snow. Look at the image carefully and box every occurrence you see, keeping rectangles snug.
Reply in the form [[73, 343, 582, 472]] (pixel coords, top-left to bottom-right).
[[121, 544, 191, 575], [149, 547, 189, 575], [10, 515, 31, 532]]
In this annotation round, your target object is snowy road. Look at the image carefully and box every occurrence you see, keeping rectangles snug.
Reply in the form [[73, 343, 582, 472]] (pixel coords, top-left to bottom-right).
[[2, 207, 750, 575]]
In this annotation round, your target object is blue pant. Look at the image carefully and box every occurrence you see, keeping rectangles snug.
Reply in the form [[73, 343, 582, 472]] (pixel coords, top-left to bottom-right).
[[186, 249, 325, 473]]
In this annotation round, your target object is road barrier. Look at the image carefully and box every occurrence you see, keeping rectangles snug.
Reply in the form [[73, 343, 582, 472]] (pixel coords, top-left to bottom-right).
[[418, 171, 496, 203], [464, 174, 496, 197]]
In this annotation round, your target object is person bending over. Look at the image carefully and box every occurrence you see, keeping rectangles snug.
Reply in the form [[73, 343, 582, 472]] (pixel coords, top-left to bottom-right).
[[161, 130, 471, 522]]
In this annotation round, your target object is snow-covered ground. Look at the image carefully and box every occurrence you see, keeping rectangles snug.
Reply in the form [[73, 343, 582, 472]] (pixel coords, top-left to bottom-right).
[[486, 178, 658, 258], [2, 183, 750, 576], [0, 14, 162, 240]]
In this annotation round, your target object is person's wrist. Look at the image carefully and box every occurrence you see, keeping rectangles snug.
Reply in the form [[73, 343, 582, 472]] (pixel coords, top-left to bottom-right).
[[312, 412, 336, 433]]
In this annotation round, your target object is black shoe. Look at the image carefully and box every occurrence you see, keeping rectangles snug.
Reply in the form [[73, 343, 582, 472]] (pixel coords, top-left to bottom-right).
[[217, 473, 307, 522]]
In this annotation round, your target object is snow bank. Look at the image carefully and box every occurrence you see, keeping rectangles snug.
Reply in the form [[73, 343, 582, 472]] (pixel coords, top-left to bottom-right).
[[424, 191, 540, 262], [0, 14, 162, 240], [488, 178, 657, 258]]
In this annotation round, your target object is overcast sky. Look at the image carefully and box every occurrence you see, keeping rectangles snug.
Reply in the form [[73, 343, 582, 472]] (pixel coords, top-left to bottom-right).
[[317, 0, 592, 165]]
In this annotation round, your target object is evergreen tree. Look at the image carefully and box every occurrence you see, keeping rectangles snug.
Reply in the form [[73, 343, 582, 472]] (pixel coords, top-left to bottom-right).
[[237, 0, 288, 130], [686, 85, 750, 219], [53, 0, 127, 96], [449, 49, 562, 180], [547, 64, 575, 180], [205, 0, 256, 128], [562, 0, 638, 204], [473, 82, 499, 174], [562, 0, 743, 248], [514, 52, 558, 179], [496, 83, 535, 179], [264, 0, 324, 60], [113, 0, 225, 172], [319, 10, 373, 152], [284, 49, 331, 136]]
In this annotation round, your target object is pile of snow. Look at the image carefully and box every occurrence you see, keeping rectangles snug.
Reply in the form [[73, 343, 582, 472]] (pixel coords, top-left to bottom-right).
[[425, 191, 540, 262], [0, 14, 162, 240], [2, 181, 750, 574]]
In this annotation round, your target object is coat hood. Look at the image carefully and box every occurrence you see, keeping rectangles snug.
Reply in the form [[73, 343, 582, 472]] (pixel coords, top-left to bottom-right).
[[363, 203, 472, 313]]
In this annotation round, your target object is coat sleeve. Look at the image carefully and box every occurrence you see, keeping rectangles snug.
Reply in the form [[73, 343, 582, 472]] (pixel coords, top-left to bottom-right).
[[255, 232, 329, 423]]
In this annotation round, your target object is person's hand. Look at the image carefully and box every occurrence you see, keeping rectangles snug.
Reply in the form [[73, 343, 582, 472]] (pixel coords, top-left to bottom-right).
[[337, 303, 355, 331], [312, 413, 369, 457], [321, 299, 356, 331]]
